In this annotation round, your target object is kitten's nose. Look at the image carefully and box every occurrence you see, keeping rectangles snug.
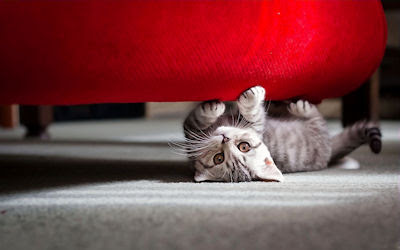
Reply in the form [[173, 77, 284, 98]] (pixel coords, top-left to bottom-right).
[[222, 135, 230, 144]]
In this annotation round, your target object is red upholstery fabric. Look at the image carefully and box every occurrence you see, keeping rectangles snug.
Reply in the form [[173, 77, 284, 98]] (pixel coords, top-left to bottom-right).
[[0, 0, 386, 105]]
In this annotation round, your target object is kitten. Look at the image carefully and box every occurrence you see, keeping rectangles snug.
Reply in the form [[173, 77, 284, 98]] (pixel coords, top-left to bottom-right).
[[175, 86, 381, 182]]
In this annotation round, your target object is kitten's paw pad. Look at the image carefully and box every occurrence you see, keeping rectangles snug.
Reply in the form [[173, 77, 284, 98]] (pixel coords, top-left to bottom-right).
[[197, 100, 225, 118], [288, 100, 318, 118], [238, 86, 265, 108]]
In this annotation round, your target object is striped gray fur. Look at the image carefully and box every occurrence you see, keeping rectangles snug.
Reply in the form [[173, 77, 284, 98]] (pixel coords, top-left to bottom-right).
[[179, 86, 382, 182], [263, 116, 331, 173]]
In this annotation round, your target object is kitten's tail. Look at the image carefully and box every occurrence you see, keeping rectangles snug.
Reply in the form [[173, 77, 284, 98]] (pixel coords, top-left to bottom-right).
[[329, 121, 382, 164]]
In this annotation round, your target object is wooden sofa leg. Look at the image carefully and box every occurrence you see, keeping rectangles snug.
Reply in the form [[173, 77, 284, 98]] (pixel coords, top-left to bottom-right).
[[20, 105, 53, 139], [341, 70, 379, 127], [0, 105, 19, 128]]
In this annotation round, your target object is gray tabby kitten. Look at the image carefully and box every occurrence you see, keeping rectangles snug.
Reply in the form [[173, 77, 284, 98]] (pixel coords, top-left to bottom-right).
[[177, 86, 381, 182]]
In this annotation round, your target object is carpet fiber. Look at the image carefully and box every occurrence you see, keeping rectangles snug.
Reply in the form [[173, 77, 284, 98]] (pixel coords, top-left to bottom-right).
[[0, 120, 399, 250]]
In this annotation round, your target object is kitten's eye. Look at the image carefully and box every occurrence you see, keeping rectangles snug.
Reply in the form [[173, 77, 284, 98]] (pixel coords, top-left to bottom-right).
[[213, 152, 225, 165], [238, 142, 251, 152]]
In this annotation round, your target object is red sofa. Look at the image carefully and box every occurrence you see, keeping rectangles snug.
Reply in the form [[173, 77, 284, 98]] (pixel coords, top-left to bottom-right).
[[0, 0, 386, 106]]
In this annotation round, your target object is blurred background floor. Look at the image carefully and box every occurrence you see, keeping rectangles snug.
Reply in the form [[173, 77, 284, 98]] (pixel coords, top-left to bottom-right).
[[0, 119, 399, 250]]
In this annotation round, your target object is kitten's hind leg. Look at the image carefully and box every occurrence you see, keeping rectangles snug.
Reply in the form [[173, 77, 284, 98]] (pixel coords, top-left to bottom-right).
[[237, 86, 266, 132], [184, 100, 225, 132], [329, 121, 381, 163], [288, 100, 320, 119]]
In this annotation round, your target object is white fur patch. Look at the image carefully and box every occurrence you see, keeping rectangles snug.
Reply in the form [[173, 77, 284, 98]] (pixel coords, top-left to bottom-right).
[[331, 157, 360, 170]]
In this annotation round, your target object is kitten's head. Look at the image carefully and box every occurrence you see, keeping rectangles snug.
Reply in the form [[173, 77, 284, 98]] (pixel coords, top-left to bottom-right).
[[188, 126, 283, 182]]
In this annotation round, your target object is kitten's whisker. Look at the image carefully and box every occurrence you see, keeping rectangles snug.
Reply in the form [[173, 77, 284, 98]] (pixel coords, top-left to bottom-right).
[[184, 128, 203, 138], [179, 139, 211, 147], [198, 128, 210, 139], [182, 147, 210, 153], [171, 146, 209, 154], [168, 141, 207, 152], [169, 147, 208, 157], [168, 142, 199, 156], [188, 129, 210, 141], [170, 142, 213, 154], [237, 116, 248, 129], [230, 108, 235, 124], [184, 136, 205, 142], [265, 98, 272, 114], [230, 108, 239, 128], [168, 150, 193, 157], [182, 139, 209, 144], [235, 111, 241, 127], [190, 123, 211, 140], [184, 129, 204, 139], [183, 135, 210, 141]]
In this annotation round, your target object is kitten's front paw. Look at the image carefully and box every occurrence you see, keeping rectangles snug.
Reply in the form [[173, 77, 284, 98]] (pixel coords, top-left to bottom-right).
[[238, 86, 265, 108], [196, 100, 225, 119], [288, 100, 319, 118]]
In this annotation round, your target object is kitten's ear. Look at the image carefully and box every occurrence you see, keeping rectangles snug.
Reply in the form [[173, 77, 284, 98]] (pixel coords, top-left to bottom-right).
[[194, 171, 211, 182], [255, 157, 284, 182]]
